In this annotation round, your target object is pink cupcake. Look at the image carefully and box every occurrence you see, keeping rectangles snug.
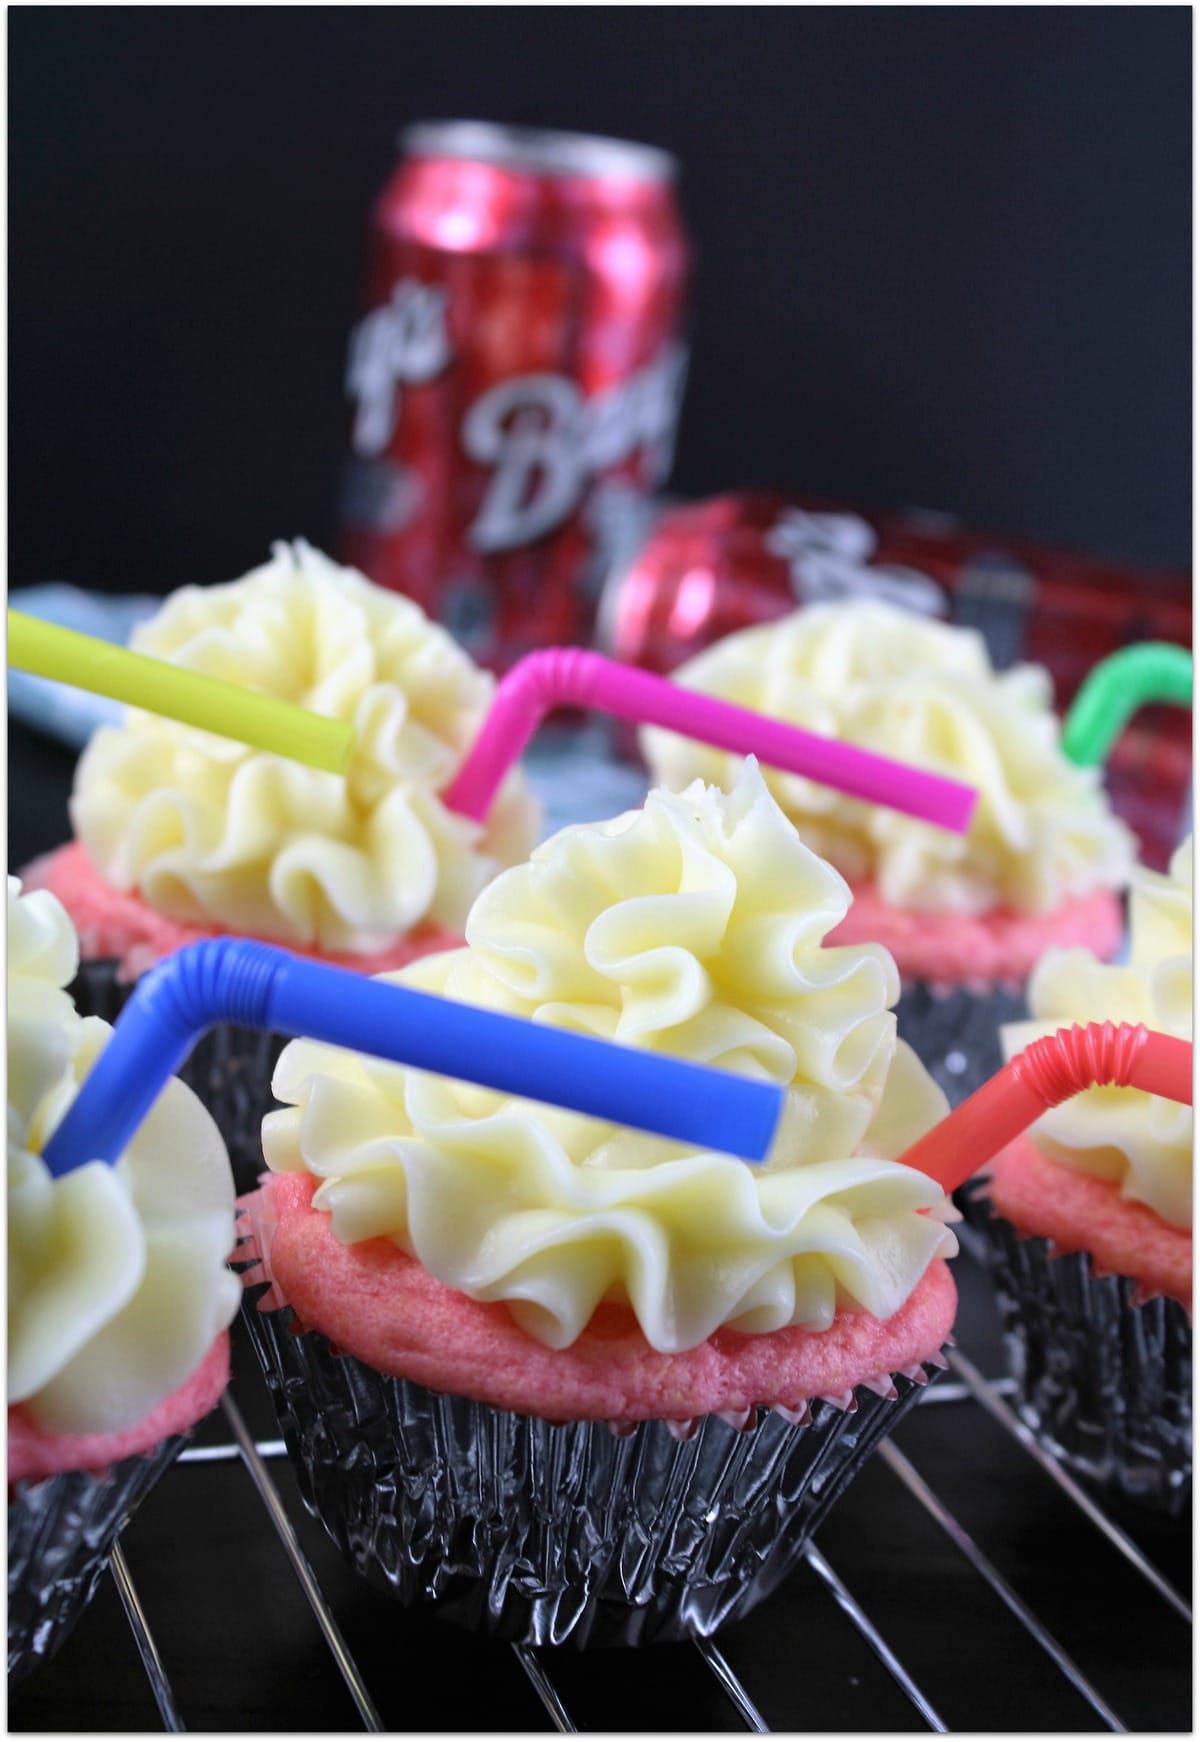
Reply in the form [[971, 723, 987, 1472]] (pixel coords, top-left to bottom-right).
[[238, 763, 960, 1645], [972, 838, 1192, 1513], [7, 879, 239, 1682], [25, 541, 540, 1182], [641, 600, 1135, 1106]]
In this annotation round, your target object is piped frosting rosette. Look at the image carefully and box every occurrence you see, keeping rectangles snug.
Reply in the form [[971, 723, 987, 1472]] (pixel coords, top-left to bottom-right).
[[1001, 838, 1193, 1232], [70, 541, 541, 955], [263, 761, 957, 1356], [641, 601, 1134, 917], [8, 878, 239, 1440]]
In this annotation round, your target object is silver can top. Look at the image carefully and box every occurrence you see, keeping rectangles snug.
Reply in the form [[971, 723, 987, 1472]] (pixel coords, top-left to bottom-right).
[[401, 120, 677, 184]]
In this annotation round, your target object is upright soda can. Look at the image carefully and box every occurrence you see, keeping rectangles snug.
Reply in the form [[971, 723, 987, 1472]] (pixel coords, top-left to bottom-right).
[[339, 121, 691, 668]]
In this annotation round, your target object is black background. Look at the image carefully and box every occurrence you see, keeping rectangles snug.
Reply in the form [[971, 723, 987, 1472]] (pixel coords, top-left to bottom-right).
[[9, 5, 1192, 598]]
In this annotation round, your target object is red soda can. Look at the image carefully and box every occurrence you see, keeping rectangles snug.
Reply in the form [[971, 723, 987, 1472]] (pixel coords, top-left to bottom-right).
[[599, 491, 1192, 868], [339, 121, 691, 669]]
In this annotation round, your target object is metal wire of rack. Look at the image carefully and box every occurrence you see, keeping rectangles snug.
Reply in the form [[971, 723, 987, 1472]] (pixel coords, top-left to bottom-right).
[[19, 1272, 1188, 1738]]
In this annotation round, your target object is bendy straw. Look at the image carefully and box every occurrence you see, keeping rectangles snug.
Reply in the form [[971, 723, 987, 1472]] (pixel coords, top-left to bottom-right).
[[442, 647, 977, 832], [7, 610, 356, 775], [897, 1020, 1193, 1195], [39, 939, 785, 1178], [1062, 642, 1192, 768]]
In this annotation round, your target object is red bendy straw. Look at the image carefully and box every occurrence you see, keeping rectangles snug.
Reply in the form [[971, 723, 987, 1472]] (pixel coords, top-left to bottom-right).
[[442, 648, 978, 833], [898, 1021, 1194, 1195]]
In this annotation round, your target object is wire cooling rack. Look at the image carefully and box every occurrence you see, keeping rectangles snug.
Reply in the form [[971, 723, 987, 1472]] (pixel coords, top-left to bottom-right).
[[10, 1249, 1190, 1735]]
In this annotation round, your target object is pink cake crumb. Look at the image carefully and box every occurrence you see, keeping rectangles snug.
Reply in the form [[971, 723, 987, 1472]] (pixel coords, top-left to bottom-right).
[[827, 881, 1124, 989], [8, 1331, 232, 1485], [984, 1136, 1192, 1310], [23, 841, 461, 981], [247, 1173, 957, 1422]]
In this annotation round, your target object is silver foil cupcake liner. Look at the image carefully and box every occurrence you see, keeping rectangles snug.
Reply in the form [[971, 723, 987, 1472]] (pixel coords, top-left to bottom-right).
[[967, 1183, 1192, 1515], [8, 1435, 184, 1685], [71, 958, 287, 1194], [242, 1286, 942, 1648]]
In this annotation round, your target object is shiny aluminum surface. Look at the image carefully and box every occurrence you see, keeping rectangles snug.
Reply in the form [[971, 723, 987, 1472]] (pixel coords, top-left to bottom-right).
[[401, 121, 677, 184]]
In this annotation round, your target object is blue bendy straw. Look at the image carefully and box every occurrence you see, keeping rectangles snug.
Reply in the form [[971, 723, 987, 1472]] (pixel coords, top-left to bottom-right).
[[40, 940, 785, 1177]]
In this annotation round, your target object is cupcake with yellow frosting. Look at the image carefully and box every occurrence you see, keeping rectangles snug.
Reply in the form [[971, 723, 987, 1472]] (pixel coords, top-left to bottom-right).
[[7, 879, 240, 1683], [239, 762, 959, 1645], [25, 540, 541, 1180], [975, 838, 1192, 1513], [641, 601, 1136, 1104]]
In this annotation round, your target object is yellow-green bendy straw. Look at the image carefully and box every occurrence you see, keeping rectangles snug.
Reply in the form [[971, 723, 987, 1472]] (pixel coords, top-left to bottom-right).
[[7, 611, 356, 775]]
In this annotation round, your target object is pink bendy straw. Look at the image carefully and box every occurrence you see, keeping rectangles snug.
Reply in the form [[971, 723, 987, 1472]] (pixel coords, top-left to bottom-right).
[[897, 1021, 1193, 1195], [442, 648, 977, 833]]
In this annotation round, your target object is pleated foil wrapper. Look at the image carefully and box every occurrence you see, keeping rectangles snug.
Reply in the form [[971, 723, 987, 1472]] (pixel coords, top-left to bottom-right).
[[241, 1285, 942, 1648], [70, 958, 286, 1194], [967, 1185, 1192, 1516], [8, 1436, 184, 1686]]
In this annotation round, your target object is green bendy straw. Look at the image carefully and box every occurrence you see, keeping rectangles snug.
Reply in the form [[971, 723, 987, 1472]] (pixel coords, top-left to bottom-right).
[[7, 610, 356, 775], [1062, 642, 1192, 768]]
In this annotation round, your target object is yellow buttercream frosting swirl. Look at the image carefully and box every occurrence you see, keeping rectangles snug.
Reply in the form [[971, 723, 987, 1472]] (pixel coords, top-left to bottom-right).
[[7, 879, 240, 1434], [264, 762, 957, 1353], [1002, 839, 1193, 1231], [641, 601, 1134, 916], [71, 542, 541, 954]]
